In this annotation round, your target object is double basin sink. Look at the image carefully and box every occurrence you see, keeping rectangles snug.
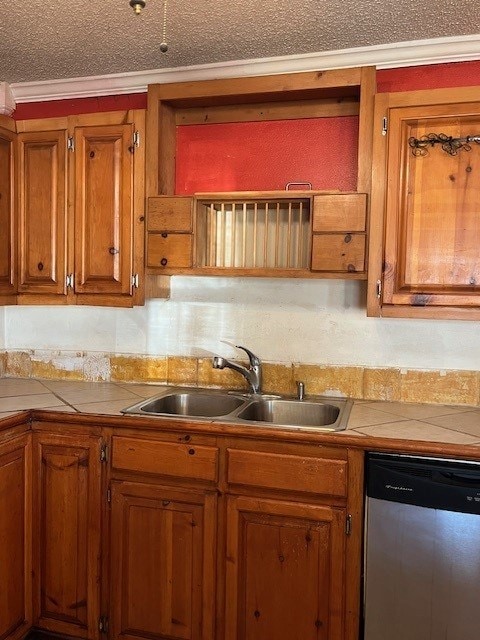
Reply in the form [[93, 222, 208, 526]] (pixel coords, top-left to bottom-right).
[[122, 387, 352, 431]]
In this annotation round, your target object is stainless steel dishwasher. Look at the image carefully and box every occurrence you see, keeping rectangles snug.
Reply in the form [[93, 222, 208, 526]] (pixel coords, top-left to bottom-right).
[[364, 452, 480, 640]]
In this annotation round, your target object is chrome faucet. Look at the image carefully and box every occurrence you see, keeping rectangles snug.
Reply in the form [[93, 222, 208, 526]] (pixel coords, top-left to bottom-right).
[[212, 345, 262, 394]]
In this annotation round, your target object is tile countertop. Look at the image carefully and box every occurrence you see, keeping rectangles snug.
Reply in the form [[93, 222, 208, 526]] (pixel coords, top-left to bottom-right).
[[1, 377, 480, 447]]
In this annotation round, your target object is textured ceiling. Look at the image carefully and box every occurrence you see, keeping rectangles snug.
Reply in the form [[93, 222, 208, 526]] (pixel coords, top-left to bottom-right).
[[1, 0, 480, 84]]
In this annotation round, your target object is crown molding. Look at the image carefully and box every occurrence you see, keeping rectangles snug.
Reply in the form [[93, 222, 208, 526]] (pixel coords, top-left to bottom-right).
[[0, 82, 15, 115], [9, 34, 480, 103]]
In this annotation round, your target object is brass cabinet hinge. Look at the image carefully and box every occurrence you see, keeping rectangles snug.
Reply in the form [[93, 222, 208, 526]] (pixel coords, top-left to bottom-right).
[[381, 117, 388, 136], [107, 488, 112, 504], [376, 279, 382, 299], [100, 444, 108, 463], [133, 130, 140, 148], [66, 273, 74, 289], [99, 616, 109, 634], [67, 136, 75, 151], [346, 514, 352, 536], [131, 273, 139, 289]]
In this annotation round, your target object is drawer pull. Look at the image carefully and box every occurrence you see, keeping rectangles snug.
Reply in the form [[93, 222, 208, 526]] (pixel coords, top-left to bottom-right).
[[161, 232, 168, 238], [344, 234, 352, 243], [188, 448, 195, 455], [160, 258, 168, 266], [162, 500, 170, 507]]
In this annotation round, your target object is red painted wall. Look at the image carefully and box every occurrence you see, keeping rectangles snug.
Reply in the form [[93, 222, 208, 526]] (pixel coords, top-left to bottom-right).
[[13, 93, 147, 120], [175, 118, 359, 193], [11, 60, 480, 194]]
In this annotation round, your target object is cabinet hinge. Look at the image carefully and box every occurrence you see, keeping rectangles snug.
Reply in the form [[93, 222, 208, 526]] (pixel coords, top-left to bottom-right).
[[67, 136, 75, 151], [100, 444, 108, 463], [98, 616, 109, 634], [381, 117, 388, 136], [107, 488, 112, 504], [131, 273, 139, 289], [66, 273, 74, 289], [376, 279, 382, 299], [133, 130, 140, 148], [346, 514, 352, 536]]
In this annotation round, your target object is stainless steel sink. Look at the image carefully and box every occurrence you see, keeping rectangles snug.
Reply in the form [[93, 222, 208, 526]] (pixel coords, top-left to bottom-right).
[[122, 387, 352, 431], [131, 392, 244, 417], [237, 399, 340, 427]]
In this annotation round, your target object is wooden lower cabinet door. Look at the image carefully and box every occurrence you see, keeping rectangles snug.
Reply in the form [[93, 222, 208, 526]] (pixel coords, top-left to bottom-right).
[[109, 481, 217, 640], [225, 496, 346, 640], [0, 434, 32, 640], [32, 432, 102, 639]]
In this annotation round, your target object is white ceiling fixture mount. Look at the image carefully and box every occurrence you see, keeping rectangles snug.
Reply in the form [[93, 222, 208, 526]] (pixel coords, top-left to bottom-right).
[[129, 0, 169, 53]]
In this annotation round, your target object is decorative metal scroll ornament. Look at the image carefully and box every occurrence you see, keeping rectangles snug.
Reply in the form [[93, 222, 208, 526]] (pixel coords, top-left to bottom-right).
[[409, 133, 480, 156]]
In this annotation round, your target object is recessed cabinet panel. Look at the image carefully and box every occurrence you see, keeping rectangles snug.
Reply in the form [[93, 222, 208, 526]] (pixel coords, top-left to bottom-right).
[[0, 127, 16, 297], [0, 435, 32, 640], [33, 433, 102, 640], [225, 496, 345, 640], [74, 125, 133, 295], [18, 130, 67, 295], [110, 482, 216, 640]]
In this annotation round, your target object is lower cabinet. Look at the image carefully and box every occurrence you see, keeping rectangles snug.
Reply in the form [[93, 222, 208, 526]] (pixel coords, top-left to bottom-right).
[[32, 432, 103, 640], [109, 481, 217, 640], [225, 496, 346, 640], [2, 421, 362, 640], [0, 433, 31, 640]]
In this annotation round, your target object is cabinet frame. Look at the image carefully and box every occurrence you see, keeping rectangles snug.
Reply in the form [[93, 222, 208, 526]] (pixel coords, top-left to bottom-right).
[[0, 116, 17, 303]]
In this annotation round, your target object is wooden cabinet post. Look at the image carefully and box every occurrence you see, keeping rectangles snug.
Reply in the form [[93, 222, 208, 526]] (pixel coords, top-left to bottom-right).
[[0, 117, 17, 302]]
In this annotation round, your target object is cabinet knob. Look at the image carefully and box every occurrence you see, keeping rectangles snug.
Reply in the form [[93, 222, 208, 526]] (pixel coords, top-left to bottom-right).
[[37, 262, 44, 271], [344, 234, 352, 243], [188, 448, 195, 455], [160, 258, 168, 266], [109, 247, 119, 255], [161, 232, 168, 238]]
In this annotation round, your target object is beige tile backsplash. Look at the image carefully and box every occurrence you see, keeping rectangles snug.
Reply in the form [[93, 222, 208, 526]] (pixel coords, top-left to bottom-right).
[[2, 349, 480, 407]]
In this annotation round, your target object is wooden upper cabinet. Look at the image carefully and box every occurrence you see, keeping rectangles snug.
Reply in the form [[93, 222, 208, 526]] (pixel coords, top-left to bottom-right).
[[368, 87, 480, 319], [0, 434, 32, 640], [32, 432, 102, 640], [15, 110, 146, 307], [0, 118, 17, 301], [17, 127, 68, 297], [74, 124, 133, 296]]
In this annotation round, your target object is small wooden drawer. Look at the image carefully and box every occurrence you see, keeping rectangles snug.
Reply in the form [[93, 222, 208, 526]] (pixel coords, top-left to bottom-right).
[[227, 448, 347, 497], [313, 193, 367, 232], [147, 196, 193, 232], [147, 233, 193, 268], [311, 233, 365, 272], [112, 436, 219, 482]]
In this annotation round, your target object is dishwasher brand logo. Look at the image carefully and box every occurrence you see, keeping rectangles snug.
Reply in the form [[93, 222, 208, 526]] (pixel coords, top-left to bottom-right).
[[385, 484, 413, 492]]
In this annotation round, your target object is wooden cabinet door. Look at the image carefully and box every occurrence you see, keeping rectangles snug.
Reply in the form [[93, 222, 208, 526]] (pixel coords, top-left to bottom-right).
[[0, 434, 32, 640], [368, 88, 480, 319], [32, 432, 102, 639], [225, 495, 346, 640], [0, 121, 16, 301], [74, 124, 134, 297], [110, 481, 216, 640], [17, 129, 68, 296]]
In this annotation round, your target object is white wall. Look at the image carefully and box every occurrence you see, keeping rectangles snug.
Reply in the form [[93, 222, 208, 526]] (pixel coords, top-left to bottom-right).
[[4, 277, 480, 370]]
